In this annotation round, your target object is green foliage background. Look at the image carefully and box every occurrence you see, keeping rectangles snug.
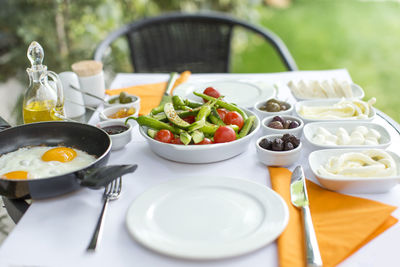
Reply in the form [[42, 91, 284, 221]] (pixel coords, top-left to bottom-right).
[[1, 0, 399, 122]]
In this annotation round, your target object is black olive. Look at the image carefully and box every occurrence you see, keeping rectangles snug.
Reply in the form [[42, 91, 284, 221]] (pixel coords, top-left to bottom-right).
[[284, 141, 294, 151], [271, 138, 284, 151], [259, 138, 272, 150]]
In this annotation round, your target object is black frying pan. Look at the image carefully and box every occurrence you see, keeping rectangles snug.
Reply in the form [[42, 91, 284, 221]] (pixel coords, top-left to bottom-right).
[[0, 117, 137, 199]]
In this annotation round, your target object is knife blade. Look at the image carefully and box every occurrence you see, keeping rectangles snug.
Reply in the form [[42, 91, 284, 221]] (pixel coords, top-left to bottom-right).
[[290, 166, 323, 267]]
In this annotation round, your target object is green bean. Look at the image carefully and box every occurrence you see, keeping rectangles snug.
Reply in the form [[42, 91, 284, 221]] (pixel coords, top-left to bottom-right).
[[209, 108, 225, 126], [184, 99, 203, 108], [238, 116, 256, 138], [126, 116, 181, 134], [193, 92, 248, 120], [150, 103, 166, 115]]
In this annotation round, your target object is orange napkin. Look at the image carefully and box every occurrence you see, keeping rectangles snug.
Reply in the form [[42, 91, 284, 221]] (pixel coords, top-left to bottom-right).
[[105, 71, 191, 115], [268, 167, 398, 267]]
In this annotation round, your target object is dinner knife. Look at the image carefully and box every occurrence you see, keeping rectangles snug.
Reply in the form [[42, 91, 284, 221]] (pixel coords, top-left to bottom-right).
[[290, 165, 323, 267]]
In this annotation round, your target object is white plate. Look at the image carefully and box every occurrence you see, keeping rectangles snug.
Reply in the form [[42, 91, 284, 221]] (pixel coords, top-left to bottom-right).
[[173, 80, 274, 108], [295, 99, 376, 124], [309, 149, 400, 193], [139, 108, 260, 164], [126, 176, 289, 259], [303, 121, 391, 149]]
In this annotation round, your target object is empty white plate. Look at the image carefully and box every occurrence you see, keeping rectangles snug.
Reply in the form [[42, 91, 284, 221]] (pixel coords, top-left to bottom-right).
[[172, 80, 274, 108], [126, 176, 289, 259]]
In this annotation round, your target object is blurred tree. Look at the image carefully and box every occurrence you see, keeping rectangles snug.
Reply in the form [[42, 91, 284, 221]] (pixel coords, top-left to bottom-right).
[[0, 0, 262, 82]]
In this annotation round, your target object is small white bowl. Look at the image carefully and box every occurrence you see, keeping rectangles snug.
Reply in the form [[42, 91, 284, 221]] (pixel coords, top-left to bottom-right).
[[309, 149, 400, 194], [96, 120, 133, 150], [261, 115, 304, 137], [104, 93, 140, 107], [303, 121, 391, 150], [295, 99, 376, 124], [253, 99, 293, 120], [99, 104, 140, 124], [256, 134, 302, 166]]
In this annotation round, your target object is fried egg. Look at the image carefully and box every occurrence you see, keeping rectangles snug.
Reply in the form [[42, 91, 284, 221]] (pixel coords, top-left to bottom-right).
[[0, 146, 97, 179]]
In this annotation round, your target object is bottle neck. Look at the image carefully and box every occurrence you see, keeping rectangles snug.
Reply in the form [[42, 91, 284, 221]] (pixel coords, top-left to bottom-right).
[[27, 65, 47, 82]]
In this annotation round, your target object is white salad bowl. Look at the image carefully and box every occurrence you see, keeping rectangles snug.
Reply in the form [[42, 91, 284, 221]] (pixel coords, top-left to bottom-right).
[[138, 108, 260, 163], [309, 148, 400, 194], [295, 99, 376, 124], [303, 121, 391, 150]]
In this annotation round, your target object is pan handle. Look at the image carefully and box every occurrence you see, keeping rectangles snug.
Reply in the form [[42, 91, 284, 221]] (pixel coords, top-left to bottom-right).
[[0, 116, 11, 132], [78, 164, 138, 189]]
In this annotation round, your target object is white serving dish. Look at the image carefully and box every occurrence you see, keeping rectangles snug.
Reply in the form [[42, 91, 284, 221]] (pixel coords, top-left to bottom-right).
[[309, 149, 400, 194], [172, 80, 274, 108], [139, 108, 260, 163], [96, 120, 133, 151], [255, 134, 302, 166], [303, 121, 391, 149], [261, 115, 304, 137], [99, 103, 140, 125], [253, 99, 294, 120], [126, 176, 289, 259], [289, 82, 365, 102], [295, 99, 376, 124]]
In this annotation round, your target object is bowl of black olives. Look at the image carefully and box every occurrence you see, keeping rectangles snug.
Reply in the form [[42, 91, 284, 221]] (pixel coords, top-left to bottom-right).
[[261, 115, 304, 137], [254, 98, 293, 120], [256, 134, 302, 166]]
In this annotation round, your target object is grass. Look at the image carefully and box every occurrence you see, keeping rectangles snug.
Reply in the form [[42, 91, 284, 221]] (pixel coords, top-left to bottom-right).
[[232, 0, 400, 123]]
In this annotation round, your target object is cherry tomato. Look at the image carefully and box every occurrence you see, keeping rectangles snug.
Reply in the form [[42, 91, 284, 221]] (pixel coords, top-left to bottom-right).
[[170, 136, 183, 145], [203, 87, 221, 102], [224, 111, 244, 130], [182, 115, 195, 124], [216, 108, 228, 121], [195, 138, 213, 145], [155, 129, 174, 143], [214, 126, 236, 143]]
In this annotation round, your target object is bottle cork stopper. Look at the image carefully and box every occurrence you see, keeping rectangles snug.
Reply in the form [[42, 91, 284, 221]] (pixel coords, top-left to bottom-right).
[[71, 60, 103, 77]]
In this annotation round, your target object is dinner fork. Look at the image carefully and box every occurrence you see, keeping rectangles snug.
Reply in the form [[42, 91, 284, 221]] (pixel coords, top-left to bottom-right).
[[87, 177, 122, 251]]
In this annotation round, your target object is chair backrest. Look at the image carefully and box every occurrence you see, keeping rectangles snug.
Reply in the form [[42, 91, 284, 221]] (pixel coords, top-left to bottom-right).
[[94, 12, 298, 73]]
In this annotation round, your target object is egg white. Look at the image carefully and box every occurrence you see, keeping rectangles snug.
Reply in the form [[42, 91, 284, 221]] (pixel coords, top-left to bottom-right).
[[0, 146, 96, 179]]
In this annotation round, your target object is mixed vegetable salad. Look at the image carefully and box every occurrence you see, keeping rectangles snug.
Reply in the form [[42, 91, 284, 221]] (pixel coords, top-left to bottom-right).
[[126, 87, 257, 145]]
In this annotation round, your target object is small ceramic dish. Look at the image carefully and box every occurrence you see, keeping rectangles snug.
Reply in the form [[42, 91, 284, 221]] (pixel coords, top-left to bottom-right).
[[261, 115, 304, 137], [253, 99, 293, 120], [255, 134, 302, 166], [295, 99, 376, 124], [288, 82, 365, 102], [303, 121, 391, 149], [96, 120, 133, 150], [99, 104, 140, 124], [309, 148, 400, 194], [104, 93, 140, 107]]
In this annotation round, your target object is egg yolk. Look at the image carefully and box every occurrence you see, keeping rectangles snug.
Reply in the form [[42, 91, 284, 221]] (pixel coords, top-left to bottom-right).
[[2, 171, 29, 180], [42, 147, 77, 163]]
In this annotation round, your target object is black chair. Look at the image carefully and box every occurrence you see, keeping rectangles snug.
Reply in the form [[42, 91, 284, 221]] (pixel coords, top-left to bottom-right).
[[94, 12, 298, 73]]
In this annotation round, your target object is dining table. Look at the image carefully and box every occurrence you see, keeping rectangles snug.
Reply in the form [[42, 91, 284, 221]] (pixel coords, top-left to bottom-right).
[[0, 69, 400, 267]]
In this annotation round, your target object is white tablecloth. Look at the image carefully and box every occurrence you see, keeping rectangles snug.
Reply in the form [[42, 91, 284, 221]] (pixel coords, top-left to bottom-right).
[[1, 70, 400, 267]]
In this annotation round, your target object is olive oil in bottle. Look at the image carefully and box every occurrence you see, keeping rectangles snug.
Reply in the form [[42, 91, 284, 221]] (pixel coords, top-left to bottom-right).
[[23, 41, 65, 124]]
